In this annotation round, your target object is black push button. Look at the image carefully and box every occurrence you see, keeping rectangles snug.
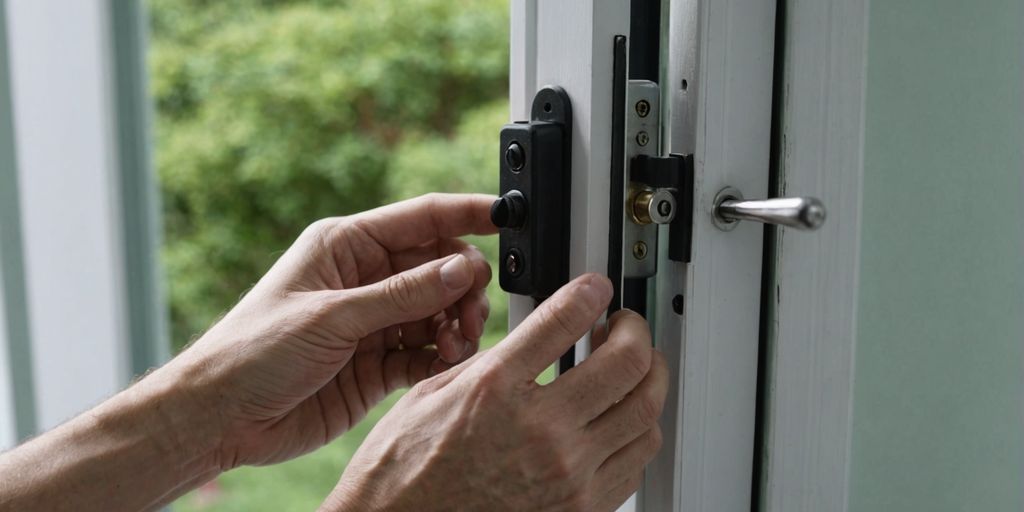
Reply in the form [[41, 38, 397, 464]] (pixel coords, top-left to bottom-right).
[[490, 190, 528, 229]]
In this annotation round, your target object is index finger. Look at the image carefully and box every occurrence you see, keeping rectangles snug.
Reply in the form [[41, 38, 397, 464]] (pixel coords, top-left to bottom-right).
[[349, 193, 498, 251], [487, 273, 613, 380]]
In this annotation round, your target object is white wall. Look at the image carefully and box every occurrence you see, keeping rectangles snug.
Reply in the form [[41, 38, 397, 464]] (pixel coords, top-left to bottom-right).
[[5, 0, 130, 430]]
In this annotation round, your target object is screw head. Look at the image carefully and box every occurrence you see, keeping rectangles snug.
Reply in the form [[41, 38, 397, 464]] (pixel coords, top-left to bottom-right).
[[632, 241, 648, 260], [504, 142, 525, 172], [505, 250, 522, 275], [635, 99, 651, 118], [636, 131, 650, 147]]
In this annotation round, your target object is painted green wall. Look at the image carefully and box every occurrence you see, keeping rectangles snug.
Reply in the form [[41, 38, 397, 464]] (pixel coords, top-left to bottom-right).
[[851, 2, 1024, 511]]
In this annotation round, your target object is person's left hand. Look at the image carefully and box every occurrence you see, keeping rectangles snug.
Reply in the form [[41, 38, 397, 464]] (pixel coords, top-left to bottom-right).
[[168, 193, 496, 469]]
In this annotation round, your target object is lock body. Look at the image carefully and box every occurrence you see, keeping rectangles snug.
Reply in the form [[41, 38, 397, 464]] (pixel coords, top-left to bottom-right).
[[493, 87, 572, 298]]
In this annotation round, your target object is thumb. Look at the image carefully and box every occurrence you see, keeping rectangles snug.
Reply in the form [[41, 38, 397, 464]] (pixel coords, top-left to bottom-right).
[[340, 253, 475, 338]]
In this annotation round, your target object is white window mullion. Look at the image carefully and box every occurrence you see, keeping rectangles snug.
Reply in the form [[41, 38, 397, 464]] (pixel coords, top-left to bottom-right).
[[6, 0, 131, 430]]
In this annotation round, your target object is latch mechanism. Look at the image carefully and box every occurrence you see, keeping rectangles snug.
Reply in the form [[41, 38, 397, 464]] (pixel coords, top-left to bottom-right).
[[623, 80, 695, 281], [491, 86, 573, 299], [631, 153, 695, 263]]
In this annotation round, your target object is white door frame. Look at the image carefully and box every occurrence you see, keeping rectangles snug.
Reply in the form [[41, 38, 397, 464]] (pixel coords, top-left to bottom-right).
[[508, 0, 630, 355], [510, 1, 777, 510], [649, 0, 777, 510], [757, 0, 869, 510]]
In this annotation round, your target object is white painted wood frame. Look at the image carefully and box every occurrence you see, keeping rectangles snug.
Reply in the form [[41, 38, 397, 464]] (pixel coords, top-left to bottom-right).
[[646, 0, 777, 510], [5, 0, 132, 432], [757, 0, 869, 510]]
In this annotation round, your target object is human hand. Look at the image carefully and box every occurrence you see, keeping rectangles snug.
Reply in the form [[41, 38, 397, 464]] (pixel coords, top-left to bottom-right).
[[321, 274, 669, 512], [167, 193, 497, 469]]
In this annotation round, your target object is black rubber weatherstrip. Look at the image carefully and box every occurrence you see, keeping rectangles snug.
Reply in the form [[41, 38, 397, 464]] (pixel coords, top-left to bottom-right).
[[605, 34, 628, 319], [623, 0, 663, 318], [751, 0, 787, 508], [629, 0, 661, 83]]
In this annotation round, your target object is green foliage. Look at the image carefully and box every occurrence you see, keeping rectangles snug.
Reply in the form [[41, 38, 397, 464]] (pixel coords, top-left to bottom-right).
[[151, 0, 510, 345]]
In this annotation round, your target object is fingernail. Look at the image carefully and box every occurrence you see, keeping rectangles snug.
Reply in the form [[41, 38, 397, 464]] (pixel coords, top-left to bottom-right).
[[440, 255, 472, 290], [582, 274, 614, 309], [592, 274, 614, 299]]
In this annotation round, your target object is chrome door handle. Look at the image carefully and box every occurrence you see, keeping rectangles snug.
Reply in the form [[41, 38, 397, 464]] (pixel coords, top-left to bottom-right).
[[712, 186, 826, 231]]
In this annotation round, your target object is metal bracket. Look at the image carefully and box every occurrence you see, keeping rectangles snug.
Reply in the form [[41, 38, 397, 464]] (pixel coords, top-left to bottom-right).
[[623, 80, 662, 278], [623, 81, 695, 271]]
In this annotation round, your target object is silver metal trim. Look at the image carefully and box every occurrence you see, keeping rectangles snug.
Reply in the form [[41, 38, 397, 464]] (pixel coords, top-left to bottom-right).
[[623, 80, 661, 278]]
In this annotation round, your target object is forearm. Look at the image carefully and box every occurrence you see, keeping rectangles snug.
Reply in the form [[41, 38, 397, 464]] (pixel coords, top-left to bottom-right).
[[0, 359, 223, 511]]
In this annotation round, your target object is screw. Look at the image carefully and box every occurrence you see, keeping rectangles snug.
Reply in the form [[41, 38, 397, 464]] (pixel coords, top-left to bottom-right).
[[672, 294, 684, 315], [505, 142, 525, 172], [635, 99, 651, 118], [636, 131, 650, 147], [632, 241, 648, 260], [505, 251, 521, 275]]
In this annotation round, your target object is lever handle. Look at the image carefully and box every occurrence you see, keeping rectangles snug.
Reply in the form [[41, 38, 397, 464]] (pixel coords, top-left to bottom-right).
[[713, 187, 826, 231]]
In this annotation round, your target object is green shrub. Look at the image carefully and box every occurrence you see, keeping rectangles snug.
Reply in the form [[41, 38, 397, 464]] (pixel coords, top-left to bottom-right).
[[150, 0, 509, 347]]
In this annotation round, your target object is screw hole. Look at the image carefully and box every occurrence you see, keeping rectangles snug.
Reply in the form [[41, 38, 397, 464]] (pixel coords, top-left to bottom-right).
[[681, 79, 688, 91], [543, 102, 552, 113], [672, 295, 684, 315]]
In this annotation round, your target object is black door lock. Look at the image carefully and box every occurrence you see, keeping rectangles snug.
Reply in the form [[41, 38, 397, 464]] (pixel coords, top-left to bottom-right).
[[490, 86, 573, 299]]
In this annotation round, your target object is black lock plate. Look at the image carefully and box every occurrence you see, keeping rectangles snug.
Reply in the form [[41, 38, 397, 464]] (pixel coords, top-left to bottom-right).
[[492, 86, 572, 299]]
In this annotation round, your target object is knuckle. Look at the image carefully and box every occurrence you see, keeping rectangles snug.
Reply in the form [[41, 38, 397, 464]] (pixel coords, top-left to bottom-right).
[[419, 193, 444, 216], [383, 272, 420, 314], [421, 191, 444, 203], [464, 363, 508, 403], [560, 492, 589, 512], [547, 453, 575, 481], [634, 393, 659, 425], [303, 217, 338, 241], [473, 361, 504, 389], [635, 392, 662, 427], [648, 425, 664, 455], [624, 472, 644, 495], [409, 374, 441, 397], [620, 345, 652, 383], [541, 300, 585, 338]]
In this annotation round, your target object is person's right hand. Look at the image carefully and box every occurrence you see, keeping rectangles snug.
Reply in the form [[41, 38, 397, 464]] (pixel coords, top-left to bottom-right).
[[320, 273, 669, 512]]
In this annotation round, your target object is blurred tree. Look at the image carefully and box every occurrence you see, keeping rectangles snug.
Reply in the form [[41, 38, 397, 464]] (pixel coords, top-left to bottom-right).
[[149, 0, 509, 347]]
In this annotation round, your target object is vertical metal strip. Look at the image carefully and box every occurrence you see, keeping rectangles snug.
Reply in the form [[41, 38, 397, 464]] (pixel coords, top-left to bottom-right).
[[107, 0, 169, 374], [0, 0, 37, 440]]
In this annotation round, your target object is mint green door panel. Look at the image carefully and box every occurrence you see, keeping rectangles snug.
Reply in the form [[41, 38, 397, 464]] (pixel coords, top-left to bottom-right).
[[851, 1, 1024, 511]]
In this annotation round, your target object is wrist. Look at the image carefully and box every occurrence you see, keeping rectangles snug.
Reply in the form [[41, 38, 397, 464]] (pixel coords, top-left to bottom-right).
[[125, 355, 227, 477], [0, 355, 226, 511]]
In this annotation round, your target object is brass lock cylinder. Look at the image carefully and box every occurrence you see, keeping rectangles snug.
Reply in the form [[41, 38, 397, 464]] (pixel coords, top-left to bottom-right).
[[630, 188, 676, 225]]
